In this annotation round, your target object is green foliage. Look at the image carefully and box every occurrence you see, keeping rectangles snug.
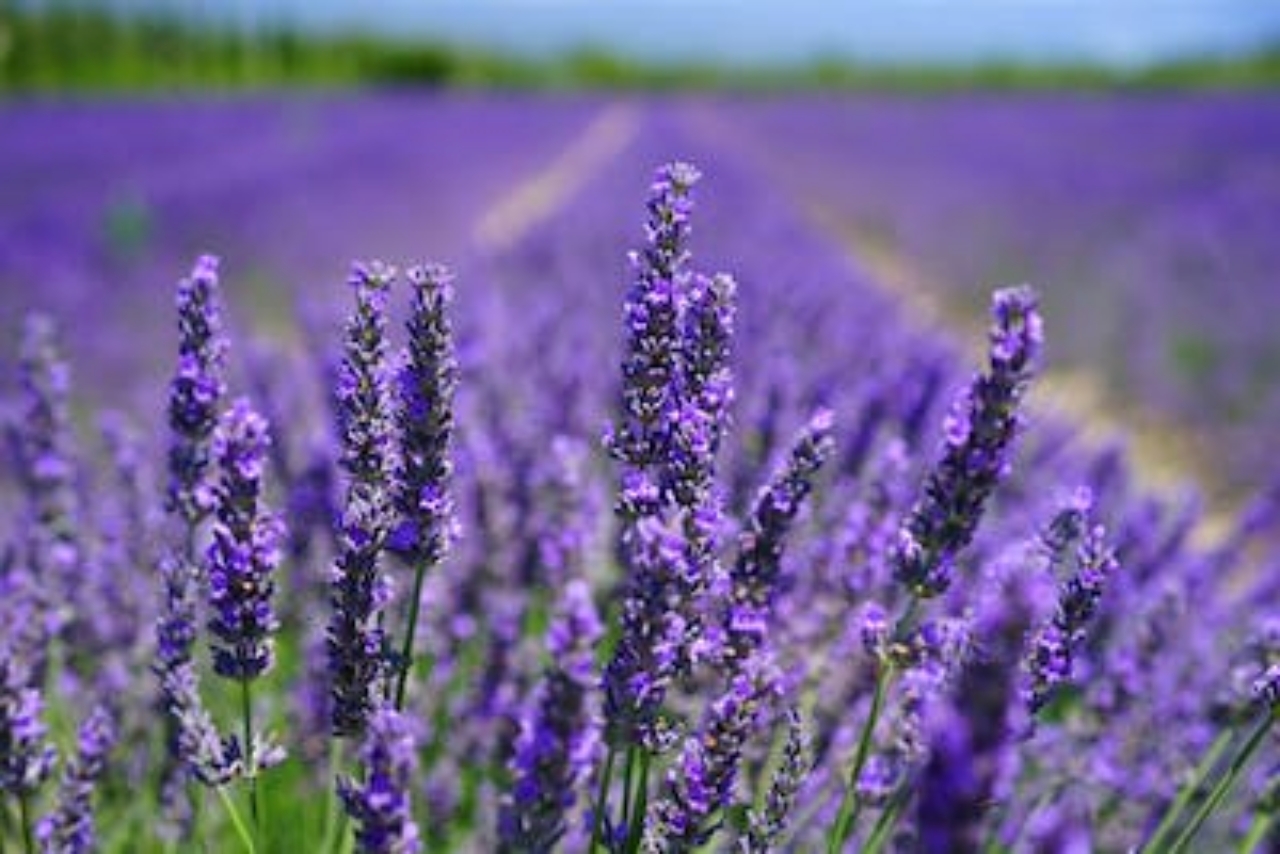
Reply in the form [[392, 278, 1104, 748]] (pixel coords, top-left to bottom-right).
[[4, 3, 1280, 93]]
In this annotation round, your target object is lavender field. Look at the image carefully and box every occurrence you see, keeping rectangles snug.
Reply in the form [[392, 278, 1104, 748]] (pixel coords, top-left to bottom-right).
[[2, 94, 1279, 853]]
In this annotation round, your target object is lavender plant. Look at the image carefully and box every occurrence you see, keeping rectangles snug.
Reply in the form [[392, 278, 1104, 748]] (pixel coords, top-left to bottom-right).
[[0, 143, 1276, 854], [329, 262, 399, 739]]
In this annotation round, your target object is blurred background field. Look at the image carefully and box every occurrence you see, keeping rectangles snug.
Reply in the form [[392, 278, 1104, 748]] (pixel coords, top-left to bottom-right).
[[2, 0, 1279, 504]]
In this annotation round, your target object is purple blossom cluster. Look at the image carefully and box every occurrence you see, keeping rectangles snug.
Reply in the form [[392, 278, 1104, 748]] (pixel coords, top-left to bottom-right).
[[0, 135, 1277, 854]]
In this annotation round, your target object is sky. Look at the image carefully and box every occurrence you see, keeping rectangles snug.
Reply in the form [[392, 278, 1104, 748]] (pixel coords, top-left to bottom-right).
[[115, 0, 1280, 67]]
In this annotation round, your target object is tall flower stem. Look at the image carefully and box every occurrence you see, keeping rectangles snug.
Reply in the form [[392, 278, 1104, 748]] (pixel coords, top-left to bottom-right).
[[1238, 813, 1276, 853], [319, 739, 351, 854], [623, 749, 651, 854], [1166, 710, 1276, 854], [20, 792, 34, 854], [827, 663, 892, 852], [863, 784, 911, 854], [393, 560, 431, 710], [241, 678, 259, 833], [215, 786, 258, 854], [1142, 728, 1233, 852], [620, 745, 637, 835], [590, 746, 618, 851]]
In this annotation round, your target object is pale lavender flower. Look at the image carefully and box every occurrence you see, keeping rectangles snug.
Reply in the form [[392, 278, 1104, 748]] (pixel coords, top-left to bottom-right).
[[606, 164, 697, 506], [499, 580, 603, 853], [0, 652, 56, 796], [36, 705, 116, 854], [893, 286, 1042, 598], [15, 314, 80, 643], [740, 707, 811, 854]]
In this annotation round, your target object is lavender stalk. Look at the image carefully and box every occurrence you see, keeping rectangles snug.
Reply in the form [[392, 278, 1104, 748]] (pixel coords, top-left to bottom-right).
[[390, 263, 457, 711], [35, 705, 117, 854], [329, 262, 399, 738], [338, 706, 422, 854], [207, 399, 286, 832]]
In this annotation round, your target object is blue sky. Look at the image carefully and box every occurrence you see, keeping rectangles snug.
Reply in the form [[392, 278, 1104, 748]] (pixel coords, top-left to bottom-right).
[[123, 0, 1280, 66]]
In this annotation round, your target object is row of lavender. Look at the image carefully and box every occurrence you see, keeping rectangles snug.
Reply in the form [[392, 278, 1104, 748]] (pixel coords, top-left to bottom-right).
[[702, 94, 1280, 499], [0, 94, 601, 406], [3, 114, 1280, 853]]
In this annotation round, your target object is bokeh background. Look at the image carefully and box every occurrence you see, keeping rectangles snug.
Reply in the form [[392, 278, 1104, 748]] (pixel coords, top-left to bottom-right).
[[3, 0, 1279, 507]]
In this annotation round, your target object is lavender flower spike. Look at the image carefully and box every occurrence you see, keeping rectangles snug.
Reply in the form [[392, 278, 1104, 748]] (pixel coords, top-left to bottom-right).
[[15, 315, 81, 645], [723, 409, 835, 666], [607, 162, 700, 520], [499, 580, 603, 853], [1025, 522, 1119, 714], [603, 163, 705, 745], [167, 254, 228, 523], [339, 706, 422, 854], [207, 399, 284, 682], [155, 477, 234, 786], [670, 271, 737, 511], [330, 262, 399, 737], [740, 707, 811, 854], [36, 705, 117, 854], [392, 263, 457, 564], [645, 656, 777, 851], [389, 263, 457, 706], [0, 653, 56, 797], [893, 285, 1042, 598]]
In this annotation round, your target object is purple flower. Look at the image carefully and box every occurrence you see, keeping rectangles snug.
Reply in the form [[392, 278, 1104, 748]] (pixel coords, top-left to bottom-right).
[[206, 399, 283, 682], [670, 271, 736, 510], [339, 706, 422, 854], [36, 705, 117, 854], [155, 643, 235, 788], [0, 653, 56, 797], [390, 263, 457, 566], [893, 286, 1042, 598], [15, 314, 80, 643], [645, 655, 778, 849], [607, 162, 700, 501], [499, 580, 603, 852], [330, 262, 399, 737], [722, 409, 835, 666], [167, 254, 228, 523], [604, 163, 721, 746], [603, 514, 691, 744], [741, 707, 811, 854], [1025, 523, 1119, 715]]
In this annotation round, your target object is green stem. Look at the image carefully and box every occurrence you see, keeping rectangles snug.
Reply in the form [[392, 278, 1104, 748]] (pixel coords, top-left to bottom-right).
[[620, 745, 637, 837], [1166, 711, 1276, 854], [240, 677, 260, 837], [591, 745, 618, 852], [320, 740, 344, 854], [863, 786, 911, 854], [1238, 812, 1276, 854], [393, 554, 434, 710], [19, 793, 34, 854], [215, 786, 258, 854], [624, 750, 652, 854], [1143, 727, 1233, 853], [827, 663, 893, 853]]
